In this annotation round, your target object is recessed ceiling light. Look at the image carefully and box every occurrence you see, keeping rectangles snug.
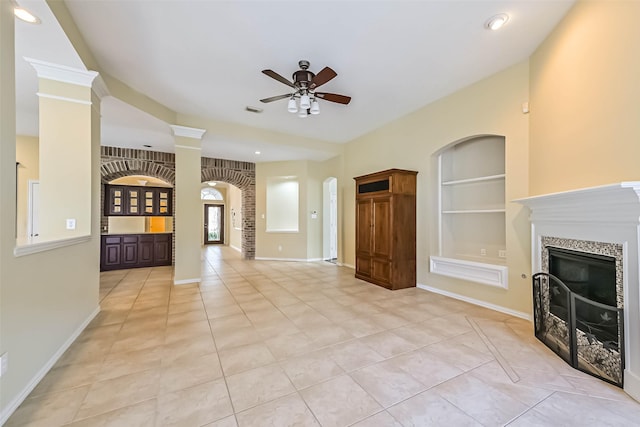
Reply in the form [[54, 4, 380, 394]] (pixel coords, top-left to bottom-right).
[[255, 151, 261, 155], [486, 13, 509, 31], [14, 7, 40, 24]]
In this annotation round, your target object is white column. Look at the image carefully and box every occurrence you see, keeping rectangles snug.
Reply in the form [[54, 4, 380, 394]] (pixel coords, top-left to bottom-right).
[[25, 58, 102, 239], [171, 125, 206, 285]]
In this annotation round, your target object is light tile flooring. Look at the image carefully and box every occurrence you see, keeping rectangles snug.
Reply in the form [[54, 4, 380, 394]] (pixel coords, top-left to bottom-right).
[[7, 246, 640, 426]]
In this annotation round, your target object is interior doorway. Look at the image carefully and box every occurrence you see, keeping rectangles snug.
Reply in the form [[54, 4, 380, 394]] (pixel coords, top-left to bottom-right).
[[204, 204, 224, 244], [323, 177, 338, 262]]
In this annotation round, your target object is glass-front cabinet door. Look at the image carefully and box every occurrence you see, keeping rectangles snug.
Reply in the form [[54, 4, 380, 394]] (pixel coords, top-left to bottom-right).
[[107, 186, 124, 215], [105, 184, 173, 216], [144, 190, 155, 214], [126, 188, 140, 215], [158, 189, 170, 215]]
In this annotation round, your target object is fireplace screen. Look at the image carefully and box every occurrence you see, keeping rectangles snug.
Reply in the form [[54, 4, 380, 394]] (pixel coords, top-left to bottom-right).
[[533, 248, 624, 387]]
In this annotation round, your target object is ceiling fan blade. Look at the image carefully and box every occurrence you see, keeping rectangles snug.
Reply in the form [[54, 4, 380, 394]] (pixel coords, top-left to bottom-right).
[[309, 67, 337, 90], [315, 92, 351, 105], [260, 94, 293, 103], [262, 69, 296, 88]]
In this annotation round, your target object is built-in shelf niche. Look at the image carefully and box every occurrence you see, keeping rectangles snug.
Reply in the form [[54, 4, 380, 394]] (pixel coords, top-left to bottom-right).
[[431, 135, 508, 289]]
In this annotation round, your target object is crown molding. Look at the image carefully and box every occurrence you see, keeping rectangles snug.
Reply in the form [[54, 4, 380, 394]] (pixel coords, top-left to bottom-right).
[[24, 57, 98, 87], [170, 125, 207, 139], [92, 75, 110, 99]]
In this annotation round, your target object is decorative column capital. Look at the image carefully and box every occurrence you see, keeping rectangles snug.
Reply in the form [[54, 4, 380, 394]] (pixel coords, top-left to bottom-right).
[[170, 125, 207, 139], [24, 57, 98, 87]]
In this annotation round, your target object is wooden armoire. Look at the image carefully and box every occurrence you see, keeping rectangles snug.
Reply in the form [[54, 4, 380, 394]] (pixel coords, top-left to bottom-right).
[[354, 169, 417, 290]]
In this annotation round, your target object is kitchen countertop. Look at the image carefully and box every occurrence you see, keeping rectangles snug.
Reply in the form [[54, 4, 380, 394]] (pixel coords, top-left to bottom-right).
[[101, 232, 173, 235]]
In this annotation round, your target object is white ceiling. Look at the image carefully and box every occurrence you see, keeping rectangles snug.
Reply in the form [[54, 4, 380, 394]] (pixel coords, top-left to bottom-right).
[[15, 0, 575, 163]]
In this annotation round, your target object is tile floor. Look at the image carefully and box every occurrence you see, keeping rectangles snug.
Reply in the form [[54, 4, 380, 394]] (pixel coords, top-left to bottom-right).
[[6, 246, 640, 426]]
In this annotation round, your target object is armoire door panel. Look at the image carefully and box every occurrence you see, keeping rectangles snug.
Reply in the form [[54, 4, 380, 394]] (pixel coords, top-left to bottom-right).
[[371, 259, 391, 283], [356, 199, 373, 254], [372, 198, 391, 258], [356, 256, 371, 278]]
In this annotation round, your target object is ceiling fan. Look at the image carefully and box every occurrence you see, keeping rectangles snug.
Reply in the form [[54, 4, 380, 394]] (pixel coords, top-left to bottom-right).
[[260, 60, 351, 117]]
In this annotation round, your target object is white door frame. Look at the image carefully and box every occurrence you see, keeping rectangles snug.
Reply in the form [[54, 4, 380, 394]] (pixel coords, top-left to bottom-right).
[[27, 179, 40, 238], [323, 177, 338, 261]]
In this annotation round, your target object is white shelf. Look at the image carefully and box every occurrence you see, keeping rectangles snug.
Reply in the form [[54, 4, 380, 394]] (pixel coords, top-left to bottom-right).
[[442, 209, 505, 214], [442, 174, 505, 186], [436, 135, 507, 288], [430, 256, 508, 289]]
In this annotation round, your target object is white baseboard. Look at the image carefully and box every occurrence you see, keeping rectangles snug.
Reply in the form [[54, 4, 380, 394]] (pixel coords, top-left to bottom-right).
[[0, 306, 100, 426], [416, 283, 531, 321], [255, 257, 323, 262], [174, 278, 201, 285], [229, 245, 242, 253]]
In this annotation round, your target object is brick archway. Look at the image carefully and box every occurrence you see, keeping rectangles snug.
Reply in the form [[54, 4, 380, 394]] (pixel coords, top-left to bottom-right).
[[201, 161, 256, 259], [100, 147, 256, 260], [101, 160, 175, 184]]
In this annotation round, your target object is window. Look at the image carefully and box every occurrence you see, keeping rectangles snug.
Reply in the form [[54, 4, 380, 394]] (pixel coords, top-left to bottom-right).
[[201, 187, 223, 201], [266, 177, 299, 232]]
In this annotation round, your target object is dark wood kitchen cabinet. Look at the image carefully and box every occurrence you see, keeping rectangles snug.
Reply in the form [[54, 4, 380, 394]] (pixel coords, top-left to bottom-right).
[[354, 169, 417, 290], [104, 186, 143, 215], [100, 233, 172, 271], [104, 185, 172, 216]]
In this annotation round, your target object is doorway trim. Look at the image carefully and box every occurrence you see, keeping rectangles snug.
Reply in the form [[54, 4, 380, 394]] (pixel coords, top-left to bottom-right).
[[323, 177, 338, 262], [204, 203, 224, 244]]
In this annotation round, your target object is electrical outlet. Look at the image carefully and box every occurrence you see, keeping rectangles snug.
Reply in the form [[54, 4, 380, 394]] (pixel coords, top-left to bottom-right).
[[0, 352, 8, 377], [480, 248, 487, 256], [499, 250, 507, 258]]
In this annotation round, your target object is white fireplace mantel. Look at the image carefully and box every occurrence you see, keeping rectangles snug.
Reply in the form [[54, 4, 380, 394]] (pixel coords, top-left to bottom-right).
[[514, 182, 640, 224], [514, 182, 640, 401]]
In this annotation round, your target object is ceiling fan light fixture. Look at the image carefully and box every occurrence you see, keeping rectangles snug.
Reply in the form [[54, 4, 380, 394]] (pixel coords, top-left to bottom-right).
[[486, 13, 509, 30], [299, 94, 311, 110], [310, 99, 320, 115], [261, 61, 350, 119], [287, 97, 298, 113]]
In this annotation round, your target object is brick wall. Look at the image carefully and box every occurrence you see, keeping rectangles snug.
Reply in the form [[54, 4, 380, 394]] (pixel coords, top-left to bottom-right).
[[101, 146, 256, 260]]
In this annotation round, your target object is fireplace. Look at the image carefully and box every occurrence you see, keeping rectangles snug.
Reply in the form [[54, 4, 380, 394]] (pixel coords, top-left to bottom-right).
[[533, 244, 624, 386], [515, 182, 640, 401]]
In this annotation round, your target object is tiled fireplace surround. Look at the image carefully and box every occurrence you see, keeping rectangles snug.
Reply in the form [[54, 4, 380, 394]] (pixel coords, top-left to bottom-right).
[[516, 182, 640, 401]]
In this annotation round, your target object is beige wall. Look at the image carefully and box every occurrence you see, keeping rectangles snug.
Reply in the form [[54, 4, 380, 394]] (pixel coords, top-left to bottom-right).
[[38, 79, 94, 238], [529, 0, 640, 195], [256, 158, 343, 261], [108, 216, 146, 234], [16, 136, 39, 239], [343, 61, 531, 315], [256, 161, 309, 259], [1, 3, 100, 419]]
